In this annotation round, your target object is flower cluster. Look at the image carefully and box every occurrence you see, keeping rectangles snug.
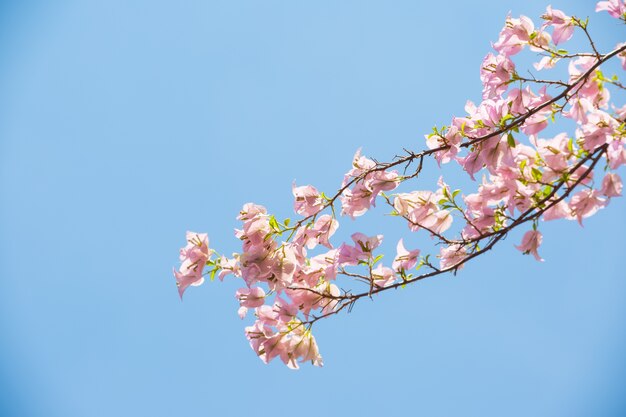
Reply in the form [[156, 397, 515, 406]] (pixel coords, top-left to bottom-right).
[[174, 1, 626, 368]]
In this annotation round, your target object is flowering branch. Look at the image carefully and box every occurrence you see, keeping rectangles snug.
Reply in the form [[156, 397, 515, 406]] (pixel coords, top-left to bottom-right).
[[173, 2, 626, 369]]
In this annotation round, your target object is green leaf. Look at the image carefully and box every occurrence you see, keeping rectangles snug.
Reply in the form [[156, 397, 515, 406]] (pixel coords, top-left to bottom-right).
[[531, 167, 543, 182], [269, 215, 280, 232], [507, 132, 516, 148]]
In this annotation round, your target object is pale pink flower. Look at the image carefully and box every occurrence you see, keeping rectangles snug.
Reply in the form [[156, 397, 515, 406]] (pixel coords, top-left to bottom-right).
[[515, 230, 544, 261], [174, 231, 210, 299], [294, 249, 339, 286], [493, 14, 535, 56], [600, 173, 623, 197], [292, 183, 324, 217], [542, 6, 575, 45], [533, 56, 559, 71], [521, 114, 549, 135], [285, 281, 338, 319], [340, 183, 372, 218], [270, 244, 300, 290], [392, 239, 420, 272], [237, 203, 267, 221], [371, 265, 397, 288], [235, 287, 266, 318], [439, 244, 468, 271], [578, 109, 620, 151], [217, 255, 241, 281], [245, 318, 323, 369], [569, 189, 607, 225], [542, 200, 573, 221], [311, 215, 339, 249], [563, 97, 594, 124], [366, 169, 400, 196], [607, 141, 626, 169], [426, 125, 462, 165], [596, 0, 626, 18], [337, 233, 383, 265], [342, 148, 376, 186], [481, 53, 515, 99]]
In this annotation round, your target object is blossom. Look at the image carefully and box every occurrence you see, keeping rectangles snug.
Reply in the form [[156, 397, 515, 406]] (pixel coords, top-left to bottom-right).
[[173, 231, 210, 299], [481, 53, 515, 99], [393, 190, 453, 235], [426, 125, 462, 165], [439, 244, 468, 270], [533, 56, 559, 71], [337, 232, 383, 265], [235, 287, 266, 319], [371, 265, 397, 288], [541, 6, 574, 45], [600, 173, 623, 197], [392, 239, 420, 272], [493, 14, 535, 56], [292, 183, 324, 217], [596, 0, 626, 18], [569, 189, 607, 225], [515, 230, 543, 261]]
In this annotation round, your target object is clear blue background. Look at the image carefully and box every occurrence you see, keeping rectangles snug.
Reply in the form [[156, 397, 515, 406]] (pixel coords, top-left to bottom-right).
[[1, 1, 625, 416]]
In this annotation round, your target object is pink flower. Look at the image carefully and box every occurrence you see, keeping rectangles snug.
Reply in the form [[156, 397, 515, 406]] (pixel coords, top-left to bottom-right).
[[340, 183, 373, 218], [173, 231, 211, 299], [533, 56, 559, 71], [600, 173, 623, 197], [292, 183, 324, 217], [481, 53, 515, 99], [607, 141, 626, 169], [393, 190, 453, 235], [295, 214, 339, 250], [578, 109, 620, 151], [235, 287, 266, 318], [569, 189, 607, 225], [596, 0, 626, 18], [563, 98, 594, 124], [541, 6, 575, 45], [371, 265, 397, 288], [521, 114, 549, 135], [493, 14, 535, 56], [515, 230, 544, 261], [392, 239, 420, 272], [342, 148, 376, 186], [217, 255, 241, 281], [337, 233, 383, 265], [244, 318, 323, 369], [542, 200, 573, 221], [426, 125, 462, 165], [439, 244, 468, 270]]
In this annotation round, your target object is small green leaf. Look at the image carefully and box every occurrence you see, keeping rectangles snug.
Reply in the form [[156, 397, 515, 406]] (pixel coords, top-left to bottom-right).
[[507, 132, 516, 148], [269, 215, 280, 232], [531, 167, 543, 182]]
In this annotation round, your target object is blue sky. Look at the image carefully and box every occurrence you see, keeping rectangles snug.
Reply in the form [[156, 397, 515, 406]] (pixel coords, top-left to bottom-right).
[[1, 1, 625, 416]]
